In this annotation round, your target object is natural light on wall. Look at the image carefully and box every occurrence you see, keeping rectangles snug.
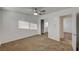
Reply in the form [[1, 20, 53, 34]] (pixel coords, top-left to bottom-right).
[[44, 22, 48, 28], [18, 20, 29, 29], [30, 23, 37, 30], [18, 20, 37, 30]]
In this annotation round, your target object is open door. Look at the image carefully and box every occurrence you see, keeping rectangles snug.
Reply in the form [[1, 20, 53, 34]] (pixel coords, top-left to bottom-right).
[[41, 19, 44, 35]]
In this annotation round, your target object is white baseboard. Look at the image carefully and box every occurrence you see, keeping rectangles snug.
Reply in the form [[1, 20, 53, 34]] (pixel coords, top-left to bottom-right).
[[1, 33, 38, 44], [48, 35, 60, 41]]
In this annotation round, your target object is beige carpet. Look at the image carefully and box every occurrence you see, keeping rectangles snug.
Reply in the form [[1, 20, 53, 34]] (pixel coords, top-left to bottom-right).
[[0, 33, 73, 51]]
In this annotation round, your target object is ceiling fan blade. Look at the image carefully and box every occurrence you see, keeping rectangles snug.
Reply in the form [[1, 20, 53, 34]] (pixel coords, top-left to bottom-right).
[[40, 10, 46, 12]]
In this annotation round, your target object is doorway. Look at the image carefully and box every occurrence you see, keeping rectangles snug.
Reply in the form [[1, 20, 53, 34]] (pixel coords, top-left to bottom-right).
[[41, 19, 44, 35], [60, 15, 72, 45], [76, 13, 79, 51]]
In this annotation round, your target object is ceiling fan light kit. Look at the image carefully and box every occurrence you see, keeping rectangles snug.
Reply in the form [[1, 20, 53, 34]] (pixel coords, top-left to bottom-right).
[[33, 8, 46, 15], [34, 12, 38, 15]]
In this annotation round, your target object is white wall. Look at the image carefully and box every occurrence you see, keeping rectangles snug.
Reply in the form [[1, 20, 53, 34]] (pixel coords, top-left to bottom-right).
[[0, 10, 39, 44], [0, 8, 78, 51], [38, 16, 48, 34], [48, 16, 60, 41], [44, 18, 48, 32], [39, 13, 60, 41], [40, 8, 74, 41], [63, 16, 72, 33], [39, 8, 78, 50]]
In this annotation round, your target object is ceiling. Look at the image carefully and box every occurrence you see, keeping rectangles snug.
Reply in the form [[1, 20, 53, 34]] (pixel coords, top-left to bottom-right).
[[41, 7, 70, 14], [0, 7, 70, 15]]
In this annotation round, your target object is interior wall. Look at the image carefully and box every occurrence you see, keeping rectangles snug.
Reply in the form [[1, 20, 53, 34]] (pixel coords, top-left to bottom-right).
[[39, 8, 77, 50], [48, 16, 60, 41], [39, 14, 60, 41], [38, 17, 48, 34], [60, 17, 64, 39], [44, 18, 48, 33], [0, 10, 39, 44], [0, 8, 78, 51], [0, 11, 3, 44], [63, 16, 72, 33]]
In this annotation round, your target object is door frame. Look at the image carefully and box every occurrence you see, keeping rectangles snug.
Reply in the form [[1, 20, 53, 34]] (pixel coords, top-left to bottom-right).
[[41, 19, 44, 35]]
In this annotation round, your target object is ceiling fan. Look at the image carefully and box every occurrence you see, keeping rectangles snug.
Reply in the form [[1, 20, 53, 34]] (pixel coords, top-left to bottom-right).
[[33, 8, 46, 15]]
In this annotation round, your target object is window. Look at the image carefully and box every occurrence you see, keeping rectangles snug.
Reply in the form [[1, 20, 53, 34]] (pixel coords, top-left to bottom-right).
[[18, 20, 29, 29], [30, 23, 37, 30], [18, 20, 37, 30]]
